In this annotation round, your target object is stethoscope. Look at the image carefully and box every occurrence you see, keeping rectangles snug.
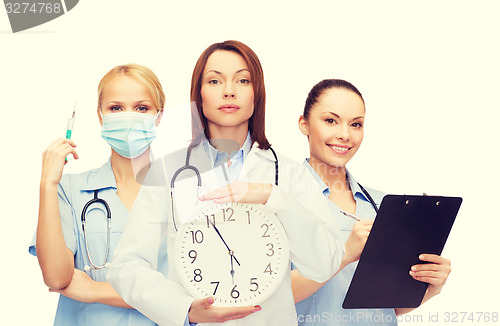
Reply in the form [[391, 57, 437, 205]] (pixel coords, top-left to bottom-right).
[[81, 189, 112, 271], [168, 143, 378, 229], [170, 144, 279, 231]]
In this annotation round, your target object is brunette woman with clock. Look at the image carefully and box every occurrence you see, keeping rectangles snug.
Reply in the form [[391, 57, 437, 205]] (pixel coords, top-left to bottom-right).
[[107, 40, 345, 326]]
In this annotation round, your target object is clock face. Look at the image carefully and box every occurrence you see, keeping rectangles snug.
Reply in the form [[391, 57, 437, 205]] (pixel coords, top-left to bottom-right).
[[174, 202, 289, 307]]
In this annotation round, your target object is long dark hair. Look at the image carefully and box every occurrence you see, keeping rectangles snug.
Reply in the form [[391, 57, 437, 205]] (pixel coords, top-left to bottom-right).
[[190, 40, 270, 149]]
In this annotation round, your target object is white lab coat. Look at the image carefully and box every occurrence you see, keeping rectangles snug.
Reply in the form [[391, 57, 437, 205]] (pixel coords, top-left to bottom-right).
[[107, 143, 344, 326]]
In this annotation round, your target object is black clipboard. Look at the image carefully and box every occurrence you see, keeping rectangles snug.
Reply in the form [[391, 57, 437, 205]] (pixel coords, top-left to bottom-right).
[[342, 194, 462, 309]]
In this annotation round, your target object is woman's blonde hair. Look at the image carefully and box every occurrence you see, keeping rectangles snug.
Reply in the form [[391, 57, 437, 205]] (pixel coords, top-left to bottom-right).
[[97, 63, 165, 111]]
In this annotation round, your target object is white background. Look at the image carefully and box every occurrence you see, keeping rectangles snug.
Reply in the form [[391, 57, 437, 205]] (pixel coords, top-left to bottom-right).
[[1, 1, 499, 325]]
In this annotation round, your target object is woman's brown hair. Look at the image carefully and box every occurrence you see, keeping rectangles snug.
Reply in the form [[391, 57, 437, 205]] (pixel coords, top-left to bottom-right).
[[190, 40, 270, 149]]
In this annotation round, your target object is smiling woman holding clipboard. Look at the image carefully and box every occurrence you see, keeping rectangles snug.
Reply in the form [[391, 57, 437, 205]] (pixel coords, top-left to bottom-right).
[[291, 79, 455, 326]]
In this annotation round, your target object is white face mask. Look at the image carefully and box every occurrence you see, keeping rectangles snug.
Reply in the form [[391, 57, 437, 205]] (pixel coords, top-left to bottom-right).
[[100, 112, 158, 158]]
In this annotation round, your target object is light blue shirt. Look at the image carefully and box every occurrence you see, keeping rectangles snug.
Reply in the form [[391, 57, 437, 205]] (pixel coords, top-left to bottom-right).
[[182, 134, 252, 326], [202, 132, 252, 184], [294, 160, 397, 326], [29, 160, 167, 326]]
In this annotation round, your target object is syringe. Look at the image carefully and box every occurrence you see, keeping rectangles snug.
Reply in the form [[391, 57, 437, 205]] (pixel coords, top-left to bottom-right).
[[65, 103, 76, 162]]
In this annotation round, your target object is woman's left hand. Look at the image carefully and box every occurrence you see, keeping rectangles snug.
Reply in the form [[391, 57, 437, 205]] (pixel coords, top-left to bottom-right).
[[49, 269, 97, 303], [410, 254, 451, 297], [199, 181, 273, 204]]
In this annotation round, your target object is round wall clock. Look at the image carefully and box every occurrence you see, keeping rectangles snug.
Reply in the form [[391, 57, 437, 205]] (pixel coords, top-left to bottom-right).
[[174, 202, 289, 307]]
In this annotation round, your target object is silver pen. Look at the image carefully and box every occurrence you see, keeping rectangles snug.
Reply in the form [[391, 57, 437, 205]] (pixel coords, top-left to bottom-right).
[[340, 210, 364, 221]]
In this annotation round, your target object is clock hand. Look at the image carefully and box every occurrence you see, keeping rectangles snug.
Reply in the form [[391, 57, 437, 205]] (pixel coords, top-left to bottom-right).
[[208, 218, 241, 266], [230, 251, 235, 285]]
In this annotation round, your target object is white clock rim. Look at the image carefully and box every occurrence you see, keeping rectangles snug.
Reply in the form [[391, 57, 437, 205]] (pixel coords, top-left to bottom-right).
[[173, 202, 290, 307]]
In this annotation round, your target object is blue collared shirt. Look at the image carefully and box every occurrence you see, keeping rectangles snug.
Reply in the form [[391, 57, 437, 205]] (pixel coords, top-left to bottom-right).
[[29, 160, 166, 326], [294, 160, 397, 326], [186, 134, 251, 326], [202, 132, 252, 184]]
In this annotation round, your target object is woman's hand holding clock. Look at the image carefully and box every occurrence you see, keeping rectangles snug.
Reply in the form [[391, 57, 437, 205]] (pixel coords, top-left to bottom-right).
[[200, 181, 273, 204], [188, 297, 261, 323]]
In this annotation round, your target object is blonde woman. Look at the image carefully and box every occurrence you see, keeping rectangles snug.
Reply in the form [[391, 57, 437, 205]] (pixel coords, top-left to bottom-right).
[[29, 64, 165, 325]]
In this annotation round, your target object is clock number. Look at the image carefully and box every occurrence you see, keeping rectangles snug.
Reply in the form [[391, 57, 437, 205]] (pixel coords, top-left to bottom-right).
[[231, 284, 240, 299], [211, 281, 220, 295], [250, 278, 259, 292], [206, 214, 215, 228], [193, 269, 203, 282], [246, 210, 251, 224], [264, 262, 273, 275], [190, 230, 204, 244], [223, 207, 235, 222], [261, 224, 270, 238], [266, 243, 274, 256], [188, 250, 197, 263]]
